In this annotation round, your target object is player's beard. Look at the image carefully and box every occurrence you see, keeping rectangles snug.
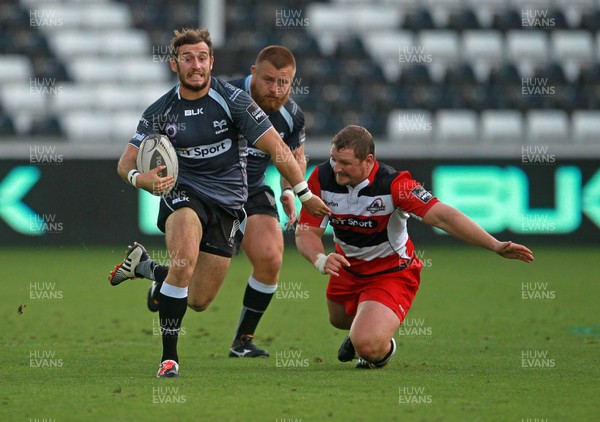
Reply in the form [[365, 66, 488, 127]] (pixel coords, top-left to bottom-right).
[[177, 66, 210, 93], [251, 84, 290, 114]]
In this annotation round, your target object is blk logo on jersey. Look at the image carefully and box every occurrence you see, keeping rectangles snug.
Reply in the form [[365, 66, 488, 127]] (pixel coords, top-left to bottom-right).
[[184, 108, 204, 116], [367, 198, 386, 213], [246, 102, 268, 124], [411, 185, 433, 203]]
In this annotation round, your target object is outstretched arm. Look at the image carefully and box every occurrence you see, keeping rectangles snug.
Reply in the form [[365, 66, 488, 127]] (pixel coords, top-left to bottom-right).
[[422, 202, 534, 263]]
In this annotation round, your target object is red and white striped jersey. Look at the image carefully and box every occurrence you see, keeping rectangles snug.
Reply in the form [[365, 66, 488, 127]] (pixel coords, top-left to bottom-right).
[[299, 159, 439, 277]]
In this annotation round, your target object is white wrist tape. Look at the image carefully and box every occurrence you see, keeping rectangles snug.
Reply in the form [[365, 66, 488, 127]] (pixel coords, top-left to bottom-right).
[[128, 169, 141, 187], [314, 253, 329, 274], [281, 188, 295, 199], [293, 181, 313, 203]]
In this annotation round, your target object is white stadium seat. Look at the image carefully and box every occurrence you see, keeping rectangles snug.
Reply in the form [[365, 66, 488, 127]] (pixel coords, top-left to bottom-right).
[[463, 31, 504, 65], [388, 109, 434, 145], [572, 111, 600, 144], [0, 55, 33, 83], [1, 83, 48, 114], [96, 85, 145, 112], [418, 30, 460, 65], [62, 111, 113, 141], [51, 84, 97, 113], [111, 112, 142, 142], [506, 31, 549, 64], [551, 31, 594, 65], [435, 110, 479, 144], [480, 110, 524, 144], [69, 58, 123, 83], [525, 110, 570, 144]]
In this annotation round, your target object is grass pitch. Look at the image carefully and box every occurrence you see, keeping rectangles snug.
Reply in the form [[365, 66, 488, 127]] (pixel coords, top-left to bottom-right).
[[1, 245, 599, 421]]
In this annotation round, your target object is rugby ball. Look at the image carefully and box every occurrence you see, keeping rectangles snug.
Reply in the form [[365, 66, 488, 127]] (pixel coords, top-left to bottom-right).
[[136, 134, 178, 195]]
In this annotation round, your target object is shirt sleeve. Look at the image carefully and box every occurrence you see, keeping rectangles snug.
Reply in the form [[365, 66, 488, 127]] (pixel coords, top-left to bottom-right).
[[392, 171, 439, 219], [128, 94, 168, 147], [222, 81, 273, 145]]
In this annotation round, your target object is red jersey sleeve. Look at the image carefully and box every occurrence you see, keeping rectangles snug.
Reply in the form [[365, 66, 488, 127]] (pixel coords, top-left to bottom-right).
[[298, 166, 327, 228], [392, 171, 439, 218]]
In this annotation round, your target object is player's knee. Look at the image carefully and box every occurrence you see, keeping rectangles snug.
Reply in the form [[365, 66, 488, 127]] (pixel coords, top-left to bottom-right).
[[168, 260, 195, 283], [187, 298, 210, 312], [256, 250, 282, 276], [352, 335, 389, 362], [188, 300, 210, 312]]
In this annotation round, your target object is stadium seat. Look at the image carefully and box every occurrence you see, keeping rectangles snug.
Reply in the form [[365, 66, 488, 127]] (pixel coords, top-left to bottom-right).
[[1, 83, 47, 115], [29, 115, 64, 137], [506, 31, 549, 65], [525, 110, 570, 144], [111, 111, 143, 142], [387, 109, 434, 145], [51, 84, 97, 113], [444, 62, 477, 86], [364, 31, 413, 81], [0, 113, 17, 136], [69, 58, 123, 83], [402, 8, 436, 31], [49, 30, 150, 58], [120, 58, 169, 83], [572, 110, 600, 143], [489, 62, 521, 86], [0, 55, 33, 83], [492, 8, 522, 32], [463, 30, 504, 65], [96, 85, 145, 112], [579, 8, 600, 32], [62, 111, 113, 142], [551, 30, 594, 65], [418, 30, 460, 65], [480, 110, 524, 144], [26, 4, 126, 30], [435, 110, 479, 144], [448, 8, 481, 31]]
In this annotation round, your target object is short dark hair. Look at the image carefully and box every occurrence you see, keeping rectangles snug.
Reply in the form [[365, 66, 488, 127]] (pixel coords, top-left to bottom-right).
[[170, 28, 213, 59], [255, 45, 296, 70], [331, 125, 375, 161]]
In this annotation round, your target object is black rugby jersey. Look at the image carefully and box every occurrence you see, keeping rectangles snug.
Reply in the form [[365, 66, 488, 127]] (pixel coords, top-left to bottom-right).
[[229, 75, 305, 193], [129, 77, 273, 208]]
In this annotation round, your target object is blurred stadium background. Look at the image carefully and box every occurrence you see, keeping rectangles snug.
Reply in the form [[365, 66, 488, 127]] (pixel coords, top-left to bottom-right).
[[0, 0, 599, 246]]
